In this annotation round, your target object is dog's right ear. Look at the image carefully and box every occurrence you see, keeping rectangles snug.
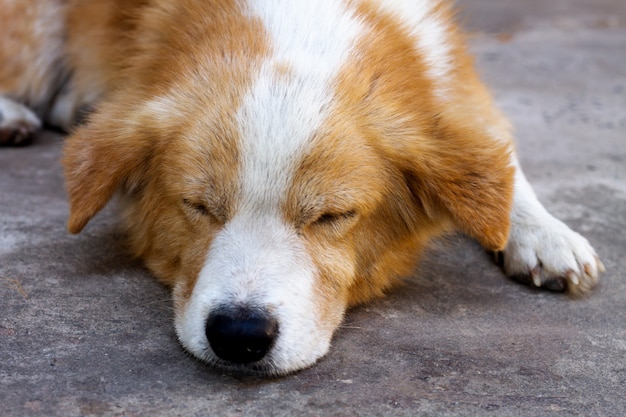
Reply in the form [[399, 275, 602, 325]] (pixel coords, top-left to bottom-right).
[[62, 109, 151, 234]]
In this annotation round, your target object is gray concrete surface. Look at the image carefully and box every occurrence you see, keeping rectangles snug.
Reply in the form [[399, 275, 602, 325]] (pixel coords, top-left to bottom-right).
[[1, 1, 625, 416]]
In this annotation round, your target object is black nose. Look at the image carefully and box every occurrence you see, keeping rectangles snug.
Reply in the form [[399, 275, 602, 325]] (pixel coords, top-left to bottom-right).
[[205, 308, 279, 364]]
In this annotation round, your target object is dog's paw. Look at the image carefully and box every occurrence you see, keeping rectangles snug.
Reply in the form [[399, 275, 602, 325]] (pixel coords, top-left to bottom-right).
[[0, 96, 41, 146], [497, 215, 605, 294]]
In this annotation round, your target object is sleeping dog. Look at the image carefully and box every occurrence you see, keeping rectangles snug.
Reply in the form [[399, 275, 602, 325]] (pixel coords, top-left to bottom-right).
[[0, 0, 603, 375]]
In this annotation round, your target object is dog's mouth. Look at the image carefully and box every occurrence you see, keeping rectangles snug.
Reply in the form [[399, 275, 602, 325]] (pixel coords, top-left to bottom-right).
[[193, 341, 306, 377], [200, 354, 290, 377], [175, 300, 332, 376]]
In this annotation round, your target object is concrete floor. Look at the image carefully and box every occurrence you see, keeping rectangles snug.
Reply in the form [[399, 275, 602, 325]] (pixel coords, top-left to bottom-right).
[[2, 1, 625, 416]]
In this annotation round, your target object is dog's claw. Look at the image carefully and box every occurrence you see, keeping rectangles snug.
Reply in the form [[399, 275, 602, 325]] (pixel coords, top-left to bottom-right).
[[499, 214, 603, 294], [503, 255, 602, 294], [531, 266, 542, 287]]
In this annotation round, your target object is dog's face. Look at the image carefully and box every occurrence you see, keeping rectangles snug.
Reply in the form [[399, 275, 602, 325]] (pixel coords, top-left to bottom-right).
[[63, 0, 513, 374]]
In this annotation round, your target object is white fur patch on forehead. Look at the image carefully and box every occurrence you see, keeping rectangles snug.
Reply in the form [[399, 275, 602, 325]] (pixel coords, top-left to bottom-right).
[[237, 0, 364, 212], [374, 0, 454, 95], [245, 0, 363, 78]]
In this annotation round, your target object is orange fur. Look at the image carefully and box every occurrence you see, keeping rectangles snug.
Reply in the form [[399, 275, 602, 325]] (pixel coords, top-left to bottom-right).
[[0, 1, 66, 112], [6, 0, 515, 310], [62, 0, 270, 301], [2, 0, 519, 372]]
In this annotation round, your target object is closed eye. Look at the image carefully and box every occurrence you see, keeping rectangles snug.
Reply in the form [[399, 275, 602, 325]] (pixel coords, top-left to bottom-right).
[[183, 198, 210, 216], [312, 210, 357, 226], [305, 209, 359, 236]]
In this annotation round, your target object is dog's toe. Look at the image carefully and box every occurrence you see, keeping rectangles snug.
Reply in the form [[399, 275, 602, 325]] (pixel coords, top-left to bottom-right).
[[500, 215, 604, 295], [508, 266, 567, 292]]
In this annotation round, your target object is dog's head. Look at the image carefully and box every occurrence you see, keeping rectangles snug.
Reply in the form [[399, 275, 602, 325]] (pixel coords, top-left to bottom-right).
[[63, 0, 513, 375]]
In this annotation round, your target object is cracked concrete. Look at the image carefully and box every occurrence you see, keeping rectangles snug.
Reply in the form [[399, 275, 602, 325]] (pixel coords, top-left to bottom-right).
[[1, 0, 625, 416]]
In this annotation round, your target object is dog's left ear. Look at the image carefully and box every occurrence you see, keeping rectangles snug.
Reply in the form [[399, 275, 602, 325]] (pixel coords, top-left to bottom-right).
[[62, 108, 152, 234], [403, 124, 515, 251]]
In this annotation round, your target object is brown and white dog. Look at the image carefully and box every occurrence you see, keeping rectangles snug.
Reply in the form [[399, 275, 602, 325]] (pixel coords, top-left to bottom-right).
[[0, 0, 604, 375]]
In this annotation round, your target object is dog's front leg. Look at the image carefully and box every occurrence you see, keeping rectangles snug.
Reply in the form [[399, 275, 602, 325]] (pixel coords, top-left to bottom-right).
[[498, 157, 604, 293]]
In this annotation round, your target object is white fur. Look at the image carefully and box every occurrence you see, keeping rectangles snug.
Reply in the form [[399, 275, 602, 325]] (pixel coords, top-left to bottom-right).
[[374, 0, 453, 95], [32, 2, 81, 130], [237, 0, 362, 208], [175, 0, 603, 374], [0, 95, 41, 132], [175, 213, 340, 372], [175, 0, 363, 373], [19, 1, 68, 120], [1, 2, 84, 130], [504, 157, 603, 290]]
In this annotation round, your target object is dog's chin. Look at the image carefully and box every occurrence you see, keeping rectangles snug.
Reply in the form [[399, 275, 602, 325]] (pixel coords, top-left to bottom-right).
[[193, 351, 313, 378]]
